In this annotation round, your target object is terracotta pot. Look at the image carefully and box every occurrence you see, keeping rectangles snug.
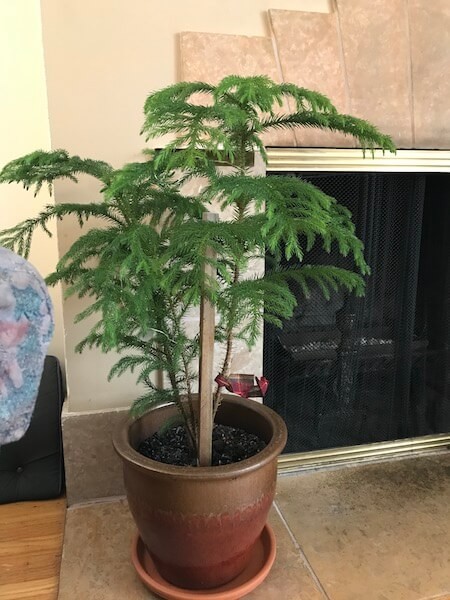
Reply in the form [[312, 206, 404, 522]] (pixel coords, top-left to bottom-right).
[[113, 396, 287, 590]]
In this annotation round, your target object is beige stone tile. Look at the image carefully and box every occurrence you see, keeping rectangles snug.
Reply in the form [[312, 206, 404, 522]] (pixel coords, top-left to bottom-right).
[[246, 506, 326, 600], [179, 32, 278, 84], [276, 454, 450, 600], [269, 9, 352, 148], [58, 499, 326, 599], [62, 407, 128, 506], [58, 499, 152, 599], [409, 0, 450, 149], [336, 0, 413, 149], [179, 31, 296, 147]]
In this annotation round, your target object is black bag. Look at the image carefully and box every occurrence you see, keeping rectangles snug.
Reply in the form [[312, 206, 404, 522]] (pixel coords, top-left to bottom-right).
[[0, 356, 65, 504]]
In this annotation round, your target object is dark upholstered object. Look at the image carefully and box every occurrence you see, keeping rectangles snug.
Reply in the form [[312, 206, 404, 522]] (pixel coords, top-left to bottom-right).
[[0, 356, 65, 504]]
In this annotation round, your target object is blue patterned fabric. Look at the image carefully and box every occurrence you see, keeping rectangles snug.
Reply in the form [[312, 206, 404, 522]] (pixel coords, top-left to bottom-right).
[[0, 247, 54, 445]]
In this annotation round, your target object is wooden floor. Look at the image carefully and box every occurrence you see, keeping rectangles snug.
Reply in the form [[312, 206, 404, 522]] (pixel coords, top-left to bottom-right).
[[0, 498, 66, 600]]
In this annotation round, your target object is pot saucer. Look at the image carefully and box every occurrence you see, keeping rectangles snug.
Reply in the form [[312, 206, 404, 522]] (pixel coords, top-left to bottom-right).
[[131, 524, 276, 600]]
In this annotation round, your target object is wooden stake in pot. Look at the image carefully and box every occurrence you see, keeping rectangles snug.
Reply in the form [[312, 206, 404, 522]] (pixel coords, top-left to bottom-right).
[[198, 212, 219, 466]]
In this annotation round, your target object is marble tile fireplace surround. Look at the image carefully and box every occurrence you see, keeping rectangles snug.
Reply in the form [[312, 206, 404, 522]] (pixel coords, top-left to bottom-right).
[[180, 1, 450, 151], [63, 1, 450, 505]]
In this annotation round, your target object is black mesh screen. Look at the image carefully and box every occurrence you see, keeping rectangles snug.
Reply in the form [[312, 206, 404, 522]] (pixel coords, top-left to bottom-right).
[[263, 172, 450, 453]]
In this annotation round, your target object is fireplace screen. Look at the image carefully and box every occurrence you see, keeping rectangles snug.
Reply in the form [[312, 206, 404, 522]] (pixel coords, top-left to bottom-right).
[[264, 171, 449, 453]]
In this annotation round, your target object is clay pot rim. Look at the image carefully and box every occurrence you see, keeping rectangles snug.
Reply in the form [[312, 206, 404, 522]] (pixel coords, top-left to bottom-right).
[[113, 396, 287, 480]]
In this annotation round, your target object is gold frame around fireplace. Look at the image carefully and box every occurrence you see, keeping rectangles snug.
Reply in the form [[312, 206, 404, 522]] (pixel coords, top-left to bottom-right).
[[266, 148, 450, 473], [266, 148, 450, 173]]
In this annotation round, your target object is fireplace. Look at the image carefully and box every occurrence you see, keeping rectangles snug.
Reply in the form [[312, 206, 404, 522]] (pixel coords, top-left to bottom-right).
[[263, 149, 449, 462]]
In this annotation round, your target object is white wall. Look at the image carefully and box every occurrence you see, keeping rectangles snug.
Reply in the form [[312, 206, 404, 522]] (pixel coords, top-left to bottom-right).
[[0, 0, 65, 365], [35, 0, 331, 411]]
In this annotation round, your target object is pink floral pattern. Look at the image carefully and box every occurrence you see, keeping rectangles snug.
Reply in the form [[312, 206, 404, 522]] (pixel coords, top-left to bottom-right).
[[0, 248, 53, 445]]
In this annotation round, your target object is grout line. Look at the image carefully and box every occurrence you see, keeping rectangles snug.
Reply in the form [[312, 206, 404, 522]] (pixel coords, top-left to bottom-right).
[[333, 0, 359, 150], [62, 406, 129, 417], [267, 9, 299, 147], [68, 494, 127, 510], [334, 0, 352, 117], [405, 0, 416, 147], [274, 501, 331, 600]]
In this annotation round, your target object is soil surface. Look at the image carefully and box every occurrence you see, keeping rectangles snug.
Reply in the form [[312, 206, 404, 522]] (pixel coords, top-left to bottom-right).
[[138, 423, 266, 466]]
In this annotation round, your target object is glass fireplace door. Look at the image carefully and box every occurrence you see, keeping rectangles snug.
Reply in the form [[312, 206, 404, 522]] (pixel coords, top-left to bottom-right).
[[264, 171, 449, 454]]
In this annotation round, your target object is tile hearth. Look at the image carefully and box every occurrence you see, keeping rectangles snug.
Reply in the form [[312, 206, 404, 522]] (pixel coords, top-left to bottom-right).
[[58, 453, 450, 600]]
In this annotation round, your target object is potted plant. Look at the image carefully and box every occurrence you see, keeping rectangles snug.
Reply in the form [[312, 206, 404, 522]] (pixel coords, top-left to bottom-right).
[[0, 76, 395, 593]]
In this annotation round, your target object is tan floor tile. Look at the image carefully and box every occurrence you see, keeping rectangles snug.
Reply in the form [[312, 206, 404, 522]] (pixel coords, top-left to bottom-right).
[[276, 454, 450, 600], [58, 499, 152, 599], [62, 408, 127, 505], [246, 506, 326, 600], [58, 498, 326, 599]]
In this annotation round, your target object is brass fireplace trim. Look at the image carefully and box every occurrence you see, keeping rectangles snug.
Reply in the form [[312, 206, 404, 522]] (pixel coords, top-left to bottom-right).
[[266, 148, 450, 173], [277, 434, 450, 473], [267, 147, 450, 471]]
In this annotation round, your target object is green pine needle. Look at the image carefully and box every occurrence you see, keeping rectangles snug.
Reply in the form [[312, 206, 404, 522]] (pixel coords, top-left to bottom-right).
[[0, 75, 396, 448]]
